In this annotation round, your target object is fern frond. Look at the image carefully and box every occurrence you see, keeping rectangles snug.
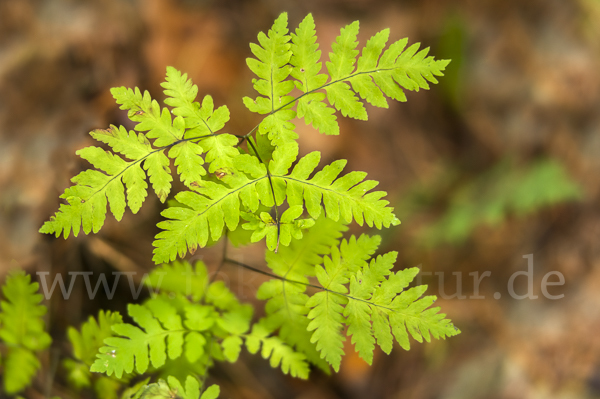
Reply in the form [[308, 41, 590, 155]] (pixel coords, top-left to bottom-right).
[[153, 151, 398, 262], [243, 12, 298, 147], [64, 310, 123, 389], [290, 14, 328, 94], [244, 13, 449, 139], [245, 321, 309, 379], [0, 271, 52, 394], [3, 347, 40, 395], [39, 124, 170, 238], [152, 179, 249, 263], [112, 86, 183, 148], [92, 275, 255, 379], [241, 205, 315, 251], [290, 14, 339, 135], [136, 376, 219, 399], [261, 233, 379, 371], [201, 134, 240, 173], [162, 68, 238, 173], [306, 243, 363, 371], [256, 217, 346, 370], [92, 300, 201, 378], [305, 237, 460, 370], [322, 22, 449, 119], [68, 310, 123, 366], [282, 152, 399, 227], [166, 376, 219, 399], [90, 124, 171, 203], [325, 21, 367, 120], [168, 141, 206, 188], [40, 67, 239, 239]]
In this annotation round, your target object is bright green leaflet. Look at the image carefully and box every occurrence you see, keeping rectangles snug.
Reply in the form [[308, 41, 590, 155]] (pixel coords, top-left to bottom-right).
[[0, 271, 52, 394]]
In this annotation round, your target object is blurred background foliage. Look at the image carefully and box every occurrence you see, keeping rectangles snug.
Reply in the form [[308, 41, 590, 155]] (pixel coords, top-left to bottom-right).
[[1, 0, 600, 398]]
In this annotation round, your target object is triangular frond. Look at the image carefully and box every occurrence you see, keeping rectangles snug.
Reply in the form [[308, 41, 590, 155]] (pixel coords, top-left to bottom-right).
[[305, 237, 460, 370]]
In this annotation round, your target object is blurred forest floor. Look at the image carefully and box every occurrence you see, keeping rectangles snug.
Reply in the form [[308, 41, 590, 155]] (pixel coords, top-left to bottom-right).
[[1, 0, 600, 398]]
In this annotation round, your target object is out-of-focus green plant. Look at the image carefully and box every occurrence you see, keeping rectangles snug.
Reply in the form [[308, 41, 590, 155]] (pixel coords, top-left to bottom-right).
[[0, 271, 52, 394], [403, 158, 583, 247]]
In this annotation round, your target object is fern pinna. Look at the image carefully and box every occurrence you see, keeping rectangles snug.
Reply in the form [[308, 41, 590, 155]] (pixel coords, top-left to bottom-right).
[[0, 271, 52, 394], [39, 12, 459, 398]]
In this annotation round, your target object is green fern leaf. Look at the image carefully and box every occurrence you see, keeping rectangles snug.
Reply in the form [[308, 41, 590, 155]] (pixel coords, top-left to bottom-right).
[[243, 12, 298, 147], [153, 149, 398, 263], [91, 295, 221, 378], [111, 86, 182, 147], [269, 141, 298, 176], [168, 141, 206, 187], [39, 69, 242, 239], [89, 125, 167, 204], [352, 30, 390, 108], [241, 205, 315, 251], [162, 68, 237, 173], [290, 14, 339, 135], [305, 237, 460, 369], [165, 376, 219, 399], [139, 376, 218, 399], [344, 252, 396, 363], [201, 134, 240, 173], [306, 240, 377, 371], [91, 124, 152, 161], [257, 217, 346, 370], [291, 18, 449, 123], [245, 322, 309, 379], [161, 67, 200, 120], [38, 123, 171, 238], [65, 310, 122, 389], [290, 14, 328, 93], [67, 310, 123, 366], [338, 233, 381, 273], [91, 303, 186, 378], [152, 180, 247, 263], [3, 347, 40, 395], [297, 93, 339, 136], [141, 146, 173, 202], [0, 271, 52, 394], [283, 152, 399, 227], [325, 21, 367, 120], [93, 270, 251, 378], [0, 271, 51, 351]]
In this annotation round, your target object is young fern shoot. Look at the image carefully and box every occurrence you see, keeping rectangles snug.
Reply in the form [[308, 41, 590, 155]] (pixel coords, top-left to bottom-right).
[[38, 12, 458, 397]]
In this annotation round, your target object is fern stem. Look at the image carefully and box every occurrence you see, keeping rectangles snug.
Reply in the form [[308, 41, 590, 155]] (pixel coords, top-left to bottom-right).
[[245, 138, 281, 252], [223, 258, 394, 311], [283, 68, 397, 112]]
